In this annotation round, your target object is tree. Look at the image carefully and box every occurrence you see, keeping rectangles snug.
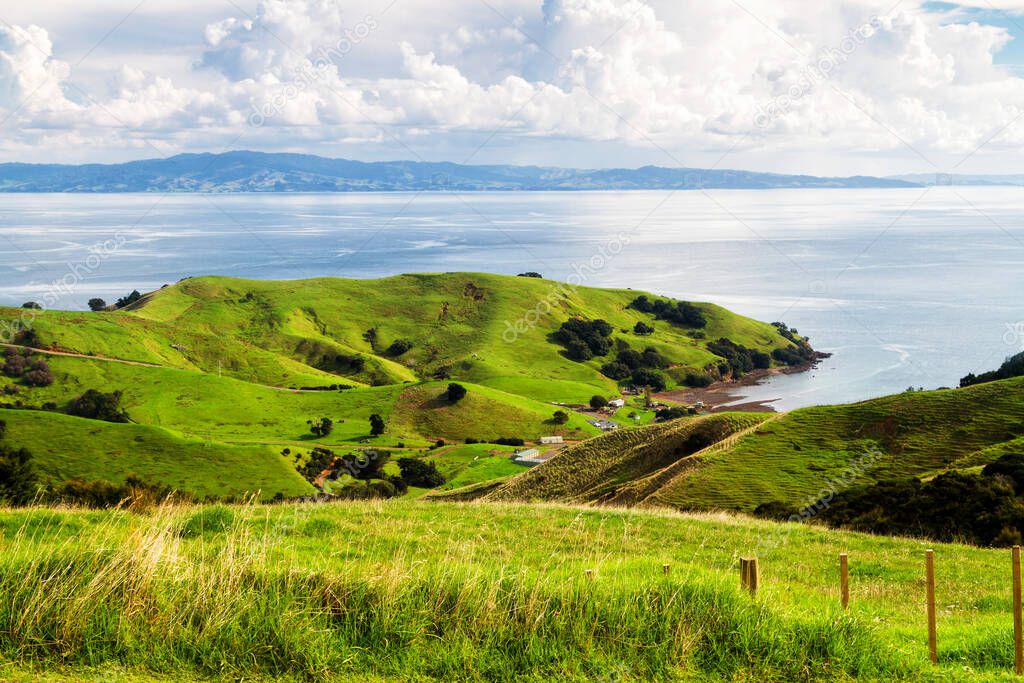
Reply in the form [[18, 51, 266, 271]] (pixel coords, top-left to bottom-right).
[[68, 389, 129, 422], [397, 457, 446, 488], [338, 449, 390, 480], [0, 421, 37, 505], [307, 417, 333, 438], [115, 290, 143, 308], [633, 321, 654, 335], [88, 298, 107, 312], [630, 369, 666, 392], [589, 395, 609, 409], [551, 410, 570, 424], [21, 302, 41, 310], [446, 382, 467, 402], [386, 339, 414, 357], [517, 272, 543, 278], [600, 361, 631, 381], [369, 413, 385, 436]]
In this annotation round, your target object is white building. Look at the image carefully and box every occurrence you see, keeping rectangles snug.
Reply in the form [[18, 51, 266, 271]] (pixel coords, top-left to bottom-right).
[[540, 436, 564, 444], [608, 398, 626, 408]]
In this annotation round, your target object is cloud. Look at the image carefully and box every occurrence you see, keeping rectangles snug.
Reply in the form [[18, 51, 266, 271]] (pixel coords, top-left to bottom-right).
[[2, 0, 1024, 170]]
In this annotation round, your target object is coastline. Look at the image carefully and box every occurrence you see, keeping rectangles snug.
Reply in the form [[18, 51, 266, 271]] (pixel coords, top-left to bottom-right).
[[656, 355, 827, 413]]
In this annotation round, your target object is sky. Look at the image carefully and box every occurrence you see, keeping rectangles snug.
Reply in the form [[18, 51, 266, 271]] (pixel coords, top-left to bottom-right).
[[2, 0, 1024, 175]]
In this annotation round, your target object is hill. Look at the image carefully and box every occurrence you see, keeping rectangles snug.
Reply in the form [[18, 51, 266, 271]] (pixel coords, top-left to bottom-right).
[[0, 150, 920, 192], [0, 499, 1020, 681], [0, 409, 312, 500], [6, 272, 810, 402], [0, 272, 814, 499], [457, 377, 1024, 513]]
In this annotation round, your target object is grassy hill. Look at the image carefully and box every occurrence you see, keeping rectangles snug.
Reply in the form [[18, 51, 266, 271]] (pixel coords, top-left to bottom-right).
[[0, 273, 810, 500], [4, 272, 807, 402], [0, 409, 313, 500], [460, 377, 1024, 513], [0, 499, 1020, 681]]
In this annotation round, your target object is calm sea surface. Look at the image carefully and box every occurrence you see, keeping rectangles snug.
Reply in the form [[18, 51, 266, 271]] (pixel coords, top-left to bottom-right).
[[1, 188, 1023, 410]]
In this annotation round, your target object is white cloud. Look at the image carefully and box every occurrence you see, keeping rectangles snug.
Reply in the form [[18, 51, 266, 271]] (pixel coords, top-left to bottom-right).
[[2, 0, 1024, 172]]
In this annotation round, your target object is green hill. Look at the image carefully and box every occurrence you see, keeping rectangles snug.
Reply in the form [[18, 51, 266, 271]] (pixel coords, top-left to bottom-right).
[[5, 272, 809, 402], [0, 409, 313, 500], [459, 377, 1024, 513]]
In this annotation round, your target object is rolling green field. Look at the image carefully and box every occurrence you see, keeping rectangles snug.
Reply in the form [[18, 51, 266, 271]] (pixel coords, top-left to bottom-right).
[[0, 409, 312, 500], [0, 500, 1021, 681], [0, 272, 807, 499], [457, 377, 1024, 514]]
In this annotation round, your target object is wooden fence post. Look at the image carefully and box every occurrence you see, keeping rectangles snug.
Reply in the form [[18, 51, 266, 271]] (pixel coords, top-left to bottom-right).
[[662, 563, 670, 575], [839, 553, 849, 609], [1014, 545, 1022, 676], [926, 549, 937, 665], [740, 557, 759, 596], [585, 569, 594, 581]]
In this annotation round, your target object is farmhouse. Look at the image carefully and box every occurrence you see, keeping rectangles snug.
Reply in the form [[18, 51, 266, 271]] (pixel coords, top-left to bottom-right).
[[608, 398, 625, 408], [540, 435, 564, 444]]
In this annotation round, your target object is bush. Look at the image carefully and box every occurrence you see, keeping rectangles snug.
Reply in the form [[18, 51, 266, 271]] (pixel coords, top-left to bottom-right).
[[684, 372, 713, 388], [397, 457, 446, 488], [493, 437, 525, 447], [553, 318, 613, 361], [630, 369, 666, 392], [369, 414, 385, 436], [21, 302, 41, 310], [589, 395, 608, 409], [551, 410, 570, 425], [655, 407, 688, 422], [307, 417, 333, 438], [629, 296, 706, 328], [68, 389, 130, 423], [633, 321, 654, 335], [446, 383, 467, 402], [386, 339, 414, 357], [0, 421, 37, 505], [600, 361, 632, 380]]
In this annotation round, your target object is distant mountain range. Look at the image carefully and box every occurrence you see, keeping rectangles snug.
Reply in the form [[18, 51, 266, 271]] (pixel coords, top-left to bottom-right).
[[0, 151, 924, 192], [888, 173, 1024, 187]]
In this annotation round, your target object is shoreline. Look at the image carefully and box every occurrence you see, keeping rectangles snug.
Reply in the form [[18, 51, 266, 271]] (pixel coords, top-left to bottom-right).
[[656, 355, 827, 413]]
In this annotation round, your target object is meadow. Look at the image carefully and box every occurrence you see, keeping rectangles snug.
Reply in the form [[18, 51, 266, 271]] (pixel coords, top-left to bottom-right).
[[1, 500, 1022, 682]]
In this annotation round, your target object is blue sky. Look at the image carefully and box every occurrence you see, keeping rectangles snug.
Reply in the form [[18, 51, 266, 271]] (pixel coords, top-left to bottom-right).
[[1, 0, 1024, 176]]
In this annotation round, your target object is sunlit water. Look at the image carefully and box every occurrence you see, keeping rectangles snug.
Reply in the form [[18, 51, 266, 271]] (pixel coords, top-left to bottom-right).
[[1, 188, 1022, 409]]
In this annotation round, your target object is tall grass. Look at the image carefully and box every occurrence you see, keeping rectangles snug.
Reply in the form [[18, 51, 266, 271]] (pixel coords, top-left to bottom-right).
[[0, 502, 916, 681]]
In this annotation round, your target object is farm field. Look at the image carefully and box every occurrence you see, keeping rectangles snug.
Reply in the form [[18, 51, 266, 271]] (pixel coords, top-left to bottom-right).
[[0, 500, 1021, 682]]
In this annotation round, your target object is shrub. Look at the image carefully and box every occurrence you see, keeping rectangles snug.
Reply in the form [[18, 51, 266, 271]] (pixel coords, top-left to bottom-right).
[[493, 437, 525, 447], [23, 368, 54, 387], [68, 389, 130, 423], [21, 302, 41, 310], [633, 321, 654, 335], [551, 410, 570, 425], [446, 383, 467, 402], [600, 361, 632, 380], [0, 421, 37, 505], [386, 339, 414, 357], [517, 272, 543, 278], [307, 417, 333, 438], [398, 457, 446, 488], [655, 407, 688, 422], [589, 395, 608, 409], [369, 414, 386, 436], [684, 372, 713, 388]]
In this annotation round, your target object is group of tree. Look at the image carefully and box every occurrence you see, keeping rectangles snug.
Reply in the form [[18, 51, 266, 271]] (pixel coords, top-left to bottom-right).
[[307, 417, 333, 438], [961, 351, 1024, 388], [517, 272, 543, 278], [115, 290, 143, 308], [600, 345, 668, 391], [633, 321, 655, 335], [551, 410, 570, 424], [769, 322, 817, 366], [295, 445, 446, 498], [707, 338, 771, 379], [2, 348, 53, 387], [396, 457, 445, 487], [68, 389, 130, 423], [629, 296, 707, 328], [553, 318, 614, 361], [755, 451, 1024, 547], [21, 302, 41, 310], [88, 298, 107, 311], [369, 413, 386, 436]]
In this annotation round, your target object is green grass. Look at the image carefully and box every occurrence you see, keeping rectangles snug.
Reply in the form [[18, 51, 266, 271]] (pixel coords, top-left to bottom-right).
[[466, 378, 1024, 514], [1, 500, 1022, 681], [1, 272, 804, 401], [0, 409, 312, 500]]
